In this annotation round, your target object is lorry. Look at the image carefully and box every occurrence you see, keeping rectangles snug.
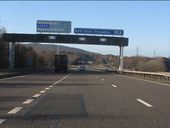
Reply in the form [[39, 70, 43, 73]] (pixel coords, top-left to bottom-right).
[[54, 54, 68, 72]]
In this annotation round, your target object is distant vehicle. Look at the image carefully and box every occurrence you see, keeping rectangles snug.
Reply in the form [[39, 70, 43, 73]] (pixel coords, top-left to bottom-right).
[[105, 67, 113, 72], [55, 54, 68, 72], [79, 65, 86, 71]]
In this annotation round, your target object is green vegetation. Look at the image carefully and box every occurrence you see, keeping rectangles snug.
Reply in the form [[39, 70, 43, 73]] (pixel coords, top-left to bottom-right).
[[124, 56, 170, 72], [0, 43, 170, 72]]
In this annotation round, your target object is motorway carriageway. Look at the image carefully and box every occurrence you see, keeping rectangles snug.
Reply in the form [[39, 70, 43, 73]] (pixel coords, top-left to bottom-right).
[[0, 67, 169, 128]]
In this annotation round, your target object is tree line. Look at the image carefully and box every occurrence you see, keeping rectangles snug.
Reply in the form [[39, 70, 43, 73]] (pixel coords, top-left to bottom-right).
[[0, 43, 170, 72]]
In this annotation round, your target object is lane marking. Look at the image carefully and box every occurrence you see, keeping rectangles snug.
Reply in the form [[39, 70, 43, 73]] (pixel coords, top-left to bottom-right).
[[137, 99, 153, 107], [23, 99, 34, 104], [0, 119, 6, 125], [0, 74, 30, 81], [45, 87, 50, 90], [96, 76, 99, 77], [53, 74, 71, 86], [39, 90, 46, 94], [112, 84, 117, 87], [61, 74, 71, 80], [49, 85, 53, 88], [101, 79, 105, 81], [7, 107, 23, 114], [119, 75, 170, 87], [53, 81, 60, 85], [33, 94, 41, 98]]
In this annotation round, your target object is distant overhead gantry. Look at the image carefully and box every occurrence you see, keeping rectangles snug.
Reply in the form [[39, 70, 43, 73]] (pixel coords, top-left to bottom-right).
[[2, 33, 128, 46], [0, 20, 129, 71]]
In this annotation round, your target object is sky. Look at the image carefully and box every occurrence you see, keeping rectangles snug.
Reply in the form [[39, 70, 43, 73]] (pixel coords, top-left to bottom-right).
[[0, 1, 170, 57]]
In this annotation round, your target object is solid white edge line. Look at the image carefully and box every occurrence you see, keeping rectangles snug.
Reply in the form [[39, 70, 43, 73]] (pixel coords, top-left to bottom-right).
[[0, 119, 6, 125], [32, 94, 41, 98], [118, 75, 170, 87], [39, 90, 46, 94], [112, 84, 117, 87], [137, 99, 153, 107], [7, 107, 23, 114], [23, 99, 34, 104]]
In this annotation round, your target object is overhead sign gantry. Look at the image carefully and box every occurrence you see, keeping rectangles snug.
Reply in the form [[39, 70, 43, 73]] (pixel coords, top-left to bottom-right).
[[1, 20, 129, 71], [3, 33, 128, 46]]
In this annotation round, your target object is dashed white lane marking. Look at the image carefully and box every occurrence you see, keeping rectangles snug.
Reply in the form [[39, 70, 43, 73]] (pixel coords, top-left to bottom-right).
[[7, 107, 23, 114], [53, 81, 60, 85], [23, 99, 34, 104], [60, 74, 71, 80], [53, 74, 71, 85], [45, 87, 50, 90], [39, 90, 46, 94], [112, 84, 117, 87], [0, 119, 6, 125], [33, 94, 41, 98], [96, 76, 99, 77], [101, 79, 105, 81], [29, 74, 71, 103], [137, 99, 153, 107]]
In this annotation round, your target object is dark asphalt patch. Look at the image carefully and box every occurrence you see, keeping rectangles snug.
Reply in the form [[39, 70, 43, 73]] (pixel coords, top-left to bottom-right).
[[25, 93, 87, 119]]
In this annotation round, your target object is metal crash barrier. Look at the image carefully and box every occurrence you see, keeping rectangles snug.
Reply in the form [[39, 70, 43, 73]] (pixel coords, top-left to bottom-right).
[[116, 70, 170, 84]]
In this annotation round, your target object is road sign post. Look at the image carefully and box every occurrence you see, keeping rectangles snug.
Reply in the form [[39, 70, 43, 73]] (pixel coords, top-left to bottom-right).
[[9, 42, 15, 71], [119, 46, 124, 71], [57, 44, 60, 55]]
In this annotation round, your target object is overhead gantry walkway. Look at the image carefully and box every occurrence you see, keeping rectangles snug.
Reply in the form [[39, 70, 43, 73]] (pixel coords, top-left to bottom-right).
[[1, 33, 129, 70]]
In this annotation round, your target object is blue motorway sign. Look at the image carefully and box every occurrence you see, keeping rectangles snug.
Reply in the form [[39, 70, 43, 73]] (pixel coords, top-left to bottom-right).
[[74, 28, 124, 36], [37, 24, 49, 29], [37, 20, 71, 33]]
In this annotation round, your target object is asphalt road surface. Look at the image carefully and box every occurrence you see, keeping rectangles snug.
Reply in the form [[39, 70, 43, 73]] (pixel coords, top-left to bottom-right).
[[0, 67, 170, 128]]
